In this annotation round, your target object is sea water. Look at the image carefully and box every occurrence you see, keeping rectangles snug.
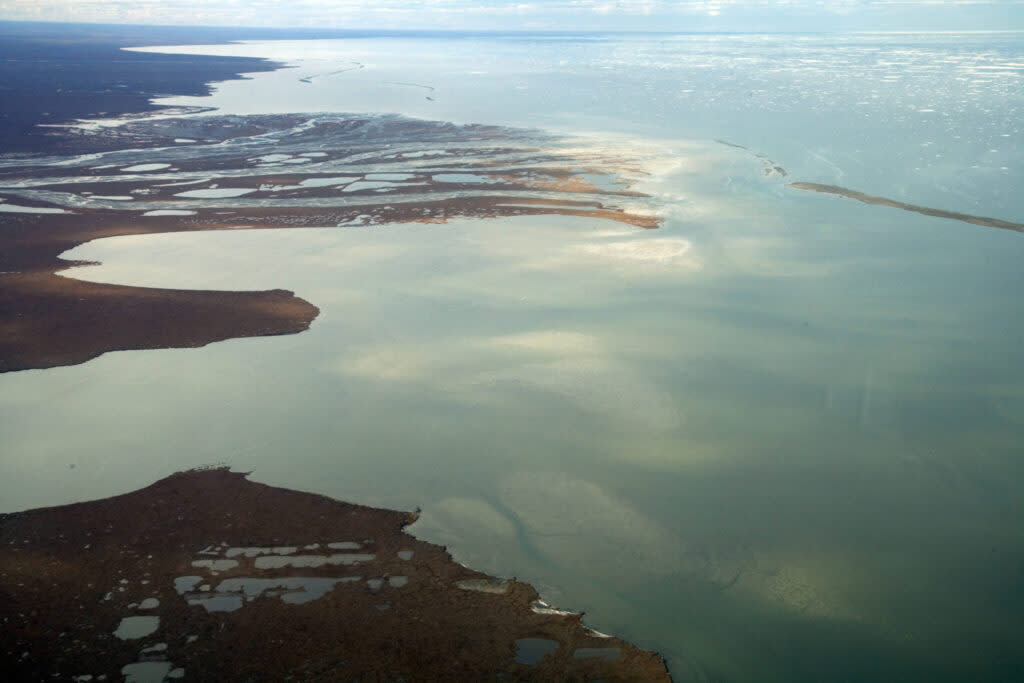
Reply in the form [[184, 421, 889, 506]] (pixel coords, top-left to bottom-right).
[[1, 32, 1022, 681]]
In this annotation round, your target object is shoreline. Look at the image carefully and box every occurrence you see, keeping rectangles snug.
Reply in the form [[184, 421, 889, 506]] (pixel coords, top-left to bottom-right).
[[0, 113, 662, 373], [0, 22, 287, 157], [0, 467, 673, 681]]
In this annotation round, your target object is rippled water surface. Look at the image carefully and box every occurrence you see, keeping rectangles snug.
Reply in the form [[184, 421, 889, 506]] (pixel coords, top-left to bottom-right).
[[131, 32, 1024, 219], [1, 32, 1022, 681]]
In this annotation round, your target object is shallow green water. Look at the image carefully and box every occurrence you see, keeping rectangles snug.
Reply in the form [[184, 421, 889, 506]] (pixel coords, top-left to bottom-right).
[[3, 147, 1022, 679], [3, 30, 1023, 681]]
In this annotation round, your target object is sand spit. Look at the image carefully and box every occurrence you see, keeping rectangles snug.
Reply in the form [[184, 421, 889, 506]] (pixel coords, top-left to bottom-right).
[[0, 114, 662, 373], [713, 140, 787, 178], [0, 468, 672, 682], [790, 182, 1024, 233]]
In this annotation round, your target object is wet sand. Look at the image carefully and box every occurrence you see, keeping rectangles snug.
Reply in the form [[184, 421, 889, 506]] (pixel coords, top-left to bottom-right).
[[0, 467, 671, 681]]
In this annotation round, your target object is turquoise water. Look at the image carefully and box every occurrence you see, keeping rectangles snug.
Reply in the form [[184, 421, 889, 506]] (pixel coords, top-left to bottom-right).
[[132, 31, 1023, 219], [2, 33, 1023, 681]]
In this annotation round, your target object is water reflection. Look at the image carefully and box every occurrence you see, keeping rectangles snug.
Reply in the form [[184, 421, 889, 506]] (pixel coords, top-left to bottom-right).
[[1, 160, 1020, 679]]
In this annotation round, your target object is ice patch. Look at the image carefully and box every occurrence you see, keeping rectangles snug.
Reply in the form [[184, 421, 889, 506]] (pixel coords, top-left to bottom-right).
[[327, 542, 361, 550], [175, 188, 254, 199], [299, 177, 354, 188], [113, 616, 159, 640], [341, 181, 396, 192], [173, 576, 202, 594], [399, 149, 447, 158], [121, 662, 171, 683], [191, 559, 239, 572], [456, 578, 509, 594], [433, 173, 497, 184], [0, 204, 68, 214], [253, 553, 375, 569], [121, 164, 171, 172], [531, 600, 578, 617], [187, 594, 244, 613], [185, 576, 360, 611], [224, 546, 298, 558], [365, 173, 415, 181]]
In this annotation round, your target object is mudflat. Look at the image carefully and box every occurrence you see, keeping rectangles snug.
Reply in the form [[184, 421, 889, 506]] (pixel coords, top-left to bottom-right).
[[0, 113, 660, 372]]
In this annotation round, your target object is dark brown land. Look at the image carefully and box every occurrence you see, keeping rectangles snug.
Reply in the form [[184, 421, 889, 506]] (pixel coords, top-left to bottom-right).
[[0, 204, 323, 373], [0, 468, 672, 681], [0, 22, 286, 156], [0, 270, 318, 373], [790, 182, 1024, 233]]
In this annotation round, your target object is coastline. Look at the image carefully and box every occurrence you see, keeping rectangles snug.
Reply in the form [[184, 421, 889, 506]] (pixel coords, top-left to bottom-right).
[[0, 113, 661, 373], [0, 468, 673, 681], [0, 33, 679, 673], [3, 25, 1022, 682], [0, 22, 287, 157]]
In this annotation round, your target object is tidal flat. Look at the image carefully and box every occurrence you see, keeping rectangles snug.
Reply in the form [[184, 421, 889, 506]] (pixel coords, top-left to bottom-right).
[[0, 113, 657, 372], [1, 28, 1023, 682]]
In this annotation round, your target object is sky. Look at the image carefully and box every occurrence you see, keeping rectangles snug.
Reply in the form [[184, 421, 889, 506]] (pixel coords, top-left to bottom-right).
[[0, 0, 1021, 32]]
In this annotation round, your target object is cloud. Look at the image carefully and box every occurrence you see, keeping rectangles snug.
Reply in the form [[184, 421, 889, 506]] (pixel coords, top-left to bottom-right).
[[332, 328, 684, 432], [407, 497, 518, 575], [1, 0, 1021, 30], [497, 470, 695, 577]]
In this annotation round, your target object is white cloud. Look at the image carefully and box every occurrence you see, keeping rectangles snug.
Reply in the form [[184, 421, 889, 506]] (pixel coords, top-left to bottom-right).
[[1, 0, 1021, 30]]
